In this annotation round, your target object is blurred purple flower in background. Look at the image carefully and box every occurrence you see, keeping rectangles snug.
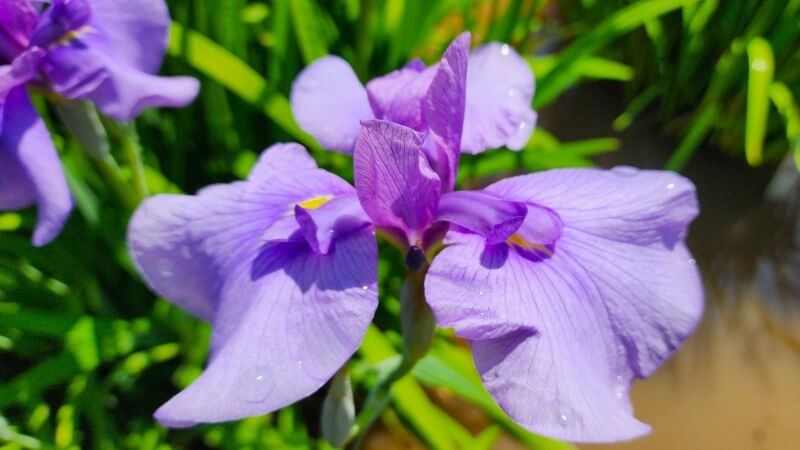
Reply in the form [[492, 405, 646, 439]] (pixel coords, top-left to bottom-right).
[[0, 0, 199, 245], [291, 32, 536, 156], [128, 31, 703, 443]]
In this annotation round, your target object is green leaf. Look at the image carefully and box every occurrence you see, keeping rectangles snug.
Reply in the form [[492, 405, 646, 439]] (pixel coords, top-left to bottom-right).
[[167, 22, 320, 151], [358, 326, 471, 449], [535, 0, 701, 108], [666, 105, 719, 171], [745, 37, 774, 166], [464, 425, 502, 450], [64, 317, 99, 371], [769, 81, 800, 170], [240, 3, 269, 24], [288, 0, 330, 64]]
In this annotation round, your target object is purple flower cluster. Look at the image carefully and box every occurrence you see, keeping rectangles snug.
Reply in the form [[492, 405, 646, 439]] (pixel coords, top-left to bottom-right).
[[0, 0, 198, 245], [128, 33, 704, 442]]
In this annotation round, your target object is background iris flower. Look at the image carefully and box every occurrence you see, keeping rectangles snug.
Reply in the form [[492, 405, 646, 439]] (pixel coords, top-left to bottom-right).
[[0, 0, 198, 245]]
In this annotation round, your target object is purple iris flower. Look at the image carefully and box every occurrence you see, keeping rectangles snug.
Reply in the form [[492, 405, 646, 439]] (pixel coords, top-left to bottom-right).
[[0, 0, 199, 245], [128, 33, 703, 443], [291, 32, 536, 156], [128, 143, 378, 426]]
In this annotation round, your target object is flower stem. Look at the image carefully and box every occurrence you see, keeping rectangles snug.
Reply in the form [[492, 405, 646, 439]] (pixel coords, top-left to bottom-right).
[[109, 121, 149, 201], [347, 269, 435, 448], [55, 101, 140, 210]]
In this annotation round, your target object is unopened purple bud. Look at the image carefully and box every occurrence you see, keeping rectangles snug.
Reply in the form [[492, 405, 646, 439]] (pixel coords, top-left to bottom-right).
[[405, 245, 427, 272]]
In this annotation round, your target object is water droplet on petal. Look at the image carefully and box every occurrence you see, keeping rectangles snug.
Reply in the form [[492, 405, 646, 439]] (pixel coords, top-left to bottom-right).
[[158, 260, 173, 277], [501, 44, 510, 56], [688, 258, 697, 265], [507, 88, 520, 98], [362, 285, 369, 291], [612, 166, 638, 176], [518, 121, 528, 130], [616, 391, 624, 399], [238, 369, 273, 402], [560, 414, 568, 422], [666, 183, 675, 190]]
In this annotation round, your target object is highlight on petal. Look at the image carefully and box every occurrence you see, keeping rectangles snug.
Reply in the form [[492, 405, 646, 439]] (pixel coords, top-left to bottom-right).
[[290, 56, 374, 153], [128, 143, 354, 321], [0, 87, 73, 246], [462, 43, 537, 154], [425, 167, 703, 442], [154, 232, 378, 427], [354, 120, 441, 242]]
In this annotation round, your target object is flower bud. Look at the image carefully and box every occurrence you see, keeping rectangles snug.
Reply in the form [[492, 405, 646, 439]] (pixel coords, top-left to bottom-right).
[[321, 369, 355, 448]]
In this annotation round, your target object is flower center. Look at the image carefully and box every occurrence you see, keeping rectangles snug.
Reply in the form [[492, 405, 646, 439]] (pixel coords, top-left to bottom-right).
[[506, 234, 554, 257], [29, 0, 92, 48]]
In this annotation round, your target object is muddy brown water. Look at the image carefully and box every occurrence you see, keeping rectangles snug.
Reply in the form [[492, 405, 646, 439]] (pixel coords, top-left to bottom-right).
[[561, 84, 800, 450]]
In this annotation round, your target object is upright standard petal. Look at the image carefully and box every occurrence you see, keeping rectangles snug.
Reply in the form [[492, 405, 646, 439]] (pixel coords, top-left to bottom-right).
[[422, 32, 469, 191], [425, 168, 703, 442], [365, 59, 426, 120], [290, 56, 374, 153], [128, 143, 354, 321], [0, 87, 72, 246], [154, 232, 378, 426], [354, 120, 441, 243], [461, 43, 536, 153], [0, 0, 37, 62]]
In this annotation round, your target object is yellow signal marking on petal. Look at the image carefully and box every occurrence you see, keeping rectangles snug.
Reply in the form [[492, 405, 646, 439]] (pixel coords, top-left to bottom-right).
[[58, 26, 93, 45], [297, 195, 331, 210], [506, 234, 553, 257]]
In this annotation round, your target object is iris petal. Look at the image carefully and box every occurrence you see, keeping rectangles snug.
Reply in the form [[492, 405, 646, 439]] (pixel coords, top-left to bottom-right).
[[0, 87, 73, 246]]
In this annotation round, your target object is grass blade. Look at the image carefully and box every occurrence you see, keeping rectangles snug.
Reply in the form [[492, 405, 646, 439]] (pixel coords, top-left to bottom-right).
[[745, 37, 775, 166]]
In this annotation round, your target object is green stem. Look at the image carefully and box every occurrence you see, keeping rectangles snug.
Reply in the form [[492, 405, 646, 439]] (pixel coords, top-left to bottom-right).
[[347, 269, 435, 448], [54, 101, 140, 210], [92, 152, 140, 211], [114, 123, 149, 201]]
